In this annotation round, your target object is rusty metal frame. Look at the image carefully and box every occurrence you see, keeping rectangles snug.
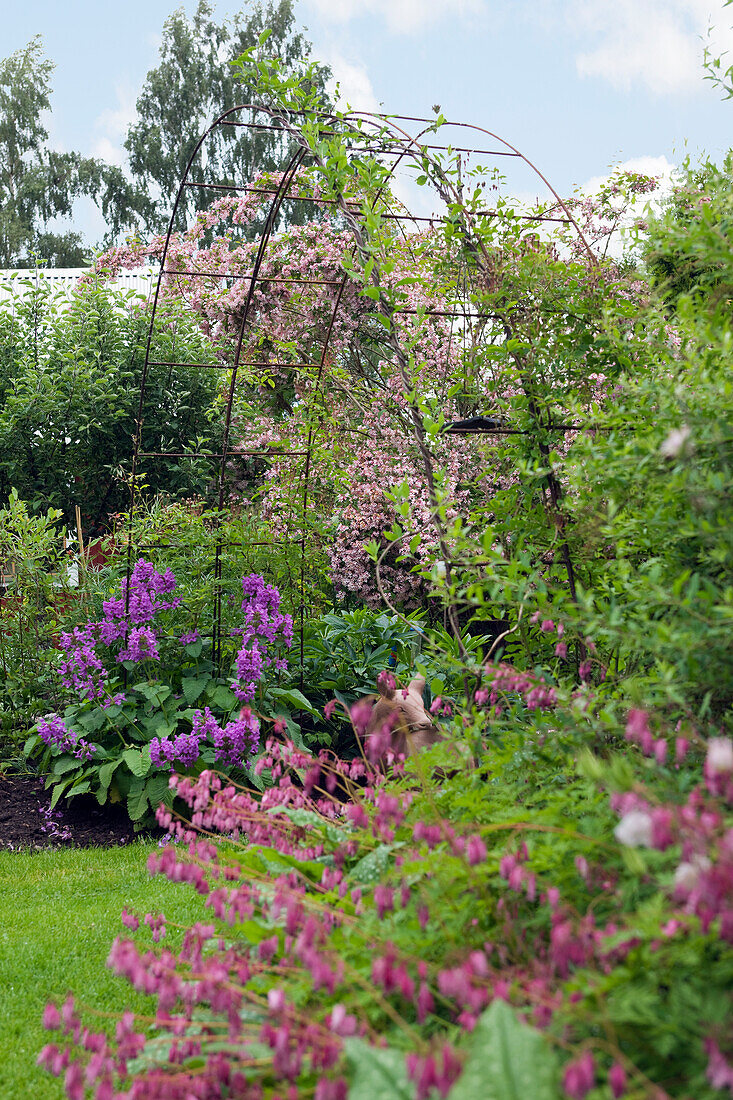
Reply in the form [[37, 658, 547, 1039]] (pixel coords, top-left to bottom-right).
[[127, 104, 591, 674]]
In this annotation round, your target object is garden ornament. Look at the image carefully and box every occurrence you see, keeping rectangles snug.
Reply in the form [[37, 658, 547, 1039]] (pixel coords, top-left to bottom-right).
[[364, 674, 442, 759]]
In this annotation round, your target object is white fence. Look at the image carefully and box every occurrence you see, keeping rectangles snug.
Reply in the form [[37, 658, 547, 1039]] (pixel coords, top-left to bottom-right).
[[0, 268, 156, 302]]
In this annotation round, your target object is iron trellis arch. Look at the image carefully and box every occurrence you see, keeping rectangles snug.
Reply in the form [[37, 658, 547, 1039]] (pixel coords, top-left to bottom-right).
[[127, 104, 591, 672]]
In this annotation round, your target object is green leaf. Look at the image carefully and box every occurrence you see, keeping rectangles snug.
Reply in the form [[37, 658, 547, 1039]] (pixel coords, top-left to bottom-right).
[[344, 1038, 414, 1100], [132, 682, 172, 706], [77, 707, 107, 733], [268, 687, 319, 716], [266, 805, 345, 846], [124, 744, 152, 778], [145, 716, 178, 739], [49, 779, 72, 810], [67, 780, 91, 798], [96, 757, 123, 803], [127, 778, 149, 822], [208, 684, 237, 710], [350, 843, 400, 885], [144, 773, 171, 813], [447, 1000, 558, 1100], [182, 675, 208, 705], [52, 755, 80, 776], [23, 733, 39, 755]]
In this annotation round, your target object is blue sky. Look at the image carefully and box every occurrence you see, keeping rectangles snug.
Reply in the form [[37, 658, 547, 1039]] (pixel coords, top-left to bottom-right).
[[3, 0, 733, 244]]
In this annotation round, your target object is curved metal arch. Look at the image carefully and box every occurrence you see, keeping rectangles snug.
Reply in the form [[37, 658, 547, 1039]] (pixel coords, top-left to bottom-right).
[[129, 100, 593, 667]]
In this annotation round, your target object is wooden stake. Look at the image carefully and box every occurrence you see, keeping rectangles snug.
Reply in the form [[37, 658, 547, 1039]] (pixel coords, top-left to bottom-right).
[[75, 506, 86, 568]]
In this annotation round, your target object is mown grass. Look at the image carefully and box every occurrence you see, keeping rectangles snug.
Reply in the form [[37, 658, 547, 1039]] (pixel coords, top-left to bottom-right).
[[0, 842, 204, 1099]]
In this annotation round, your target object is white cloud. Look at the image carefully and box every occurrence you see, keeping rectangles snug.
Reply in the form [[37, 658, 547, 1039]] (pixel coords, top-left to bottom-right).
[[326, 54, 382, 113], [577, 154, 678, 257], [568, 0, 733, 95], [307, 0, 487, 34], [580, 154, 677, 198], [92, 84, 138, 165]]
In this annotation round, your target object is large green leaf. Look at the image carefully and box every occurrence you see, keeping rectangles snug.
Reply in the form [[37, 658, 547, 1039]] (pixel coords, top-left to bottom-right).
[[345, 1038, 414, 1100], [269, 686, 319, 717], [132, 682, 172, 706], [23, 733, 39, 755], [67, 779, 91, 798], [96, 756, 123, 804], [350, 843, 401, 885], [447, 1000, 558, 1100], [144, 773, 172, 813], [49, 777, 74, 810], [126, 777, 148, 821], [267, 805, 345, 846], [77, 707, 107, 733], [52, 755, 79, 776], [208, 684, 237, 711], [123, 745, 152, 778], [182, 675, 208, 705]]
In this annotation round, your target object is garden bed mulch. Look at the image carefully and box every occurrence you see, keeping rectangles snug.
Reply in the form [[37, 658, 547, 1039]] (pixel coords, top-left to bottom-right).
[[0, 773, 158, 849]]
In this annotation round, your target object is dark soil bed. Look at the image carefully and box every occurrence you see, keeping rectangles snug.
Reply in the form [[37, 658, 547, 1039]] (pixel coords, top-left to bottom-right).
[[0, 773, 159, 849]]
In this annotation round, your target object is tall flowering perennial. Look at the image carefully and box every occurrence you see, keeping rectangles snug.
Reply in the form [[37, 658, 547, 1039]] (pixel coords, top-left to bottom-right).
[[36, 715, 96, 762], [98, 559, 180, 655], [29, 562, 294, 822], [56, 560, 180, 701], [231, 573, 293, 702], [149, 707, 260, 771], [140, 572, 291, 771]]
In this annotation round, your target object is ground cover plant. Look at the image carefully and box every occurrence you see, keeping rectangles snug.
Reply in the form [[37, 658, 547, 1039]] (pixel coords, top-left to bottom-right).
[[4, 35, 733, 1100]]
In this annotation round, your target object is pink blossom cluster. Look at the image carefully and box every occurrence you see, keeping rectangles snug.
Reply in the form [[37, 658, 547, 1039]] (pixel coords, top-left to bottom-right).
[[44, 717, 714, 1098], [94, 180, 504, 608], [624, 707, 690, 766], [482, 661, 558, 711], [613, 736, 733, 942]]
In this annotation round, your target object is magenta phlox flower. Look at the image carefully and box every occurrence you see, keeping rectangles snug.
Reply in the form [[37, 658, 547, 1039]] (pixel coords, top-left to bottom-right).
[[37, 714, 96, 760], [211, 708, 260, 766], [150, 732, 202, 769], [118, 625, 160, 664], [231, 574, 293, 700], [150, 706, 260, 771], [235, 641, 264, 688], [58, 624, 107, 699], [99, 560, 180, 665], [101, 692, 126, 709]]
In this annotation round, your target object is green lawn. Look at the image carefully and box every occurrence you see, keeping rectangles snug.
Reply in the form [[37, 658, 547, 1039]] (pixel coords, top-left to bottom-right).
[[0, 843, 204, 1099]]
